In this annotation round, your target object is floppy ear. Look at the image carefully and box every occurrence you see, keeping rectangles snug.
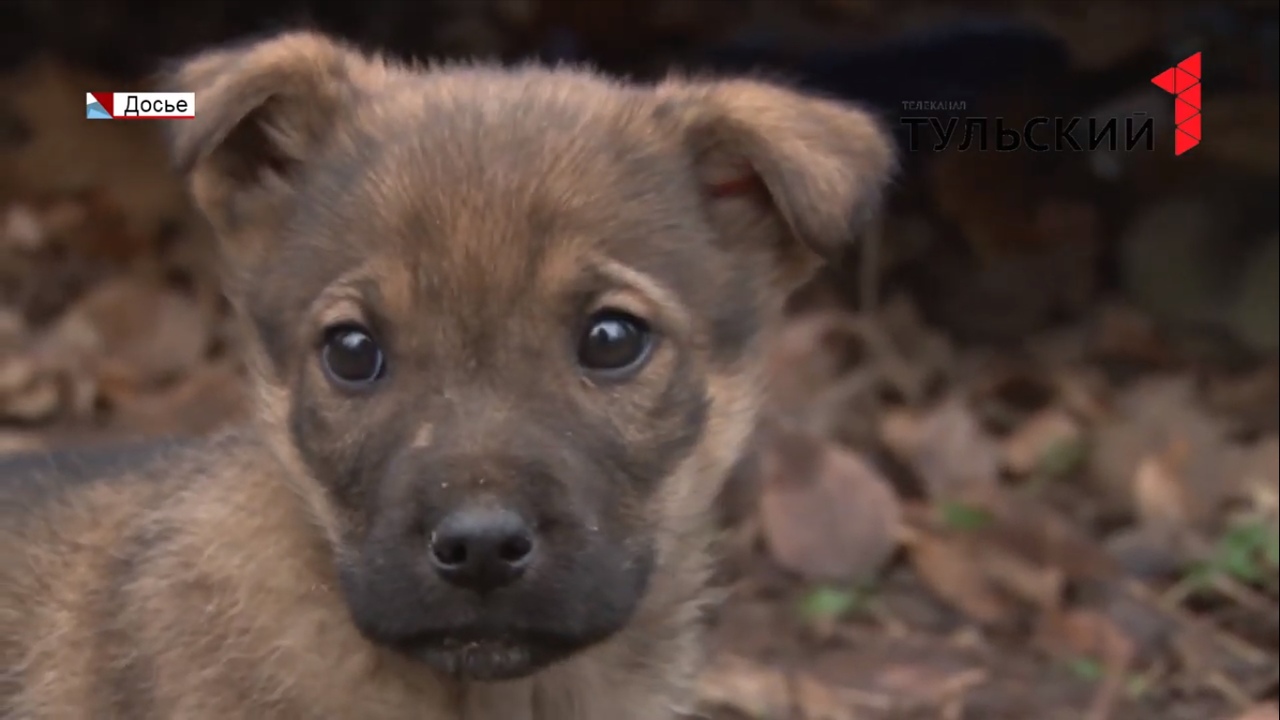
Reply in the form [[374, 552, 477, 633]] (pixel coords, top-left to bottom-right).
[[161, 31, 375, 268], [655, 78, 896, 293]]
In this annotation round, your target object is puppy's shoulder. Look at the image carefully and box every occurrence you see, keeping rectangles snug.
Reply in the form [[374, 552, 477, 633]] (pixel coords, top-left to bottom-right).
[[0, 431, 254, 520]]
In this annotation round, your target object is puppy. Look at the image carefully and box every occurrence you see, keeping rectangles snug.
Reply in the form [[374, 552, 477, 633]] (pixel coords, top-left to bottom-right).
[[0, 31, 894, 720]]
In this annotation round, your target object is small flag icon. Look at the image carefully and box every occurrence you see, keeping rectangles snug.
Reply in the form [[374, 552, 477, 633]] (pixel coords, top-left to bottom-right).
[[86, 93, 113, 120]]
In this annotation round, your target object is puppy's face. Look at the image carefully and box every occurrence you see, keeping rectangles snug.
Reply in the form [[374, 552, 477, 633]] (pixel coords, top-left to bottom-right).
[[168, 33, 893, 681]]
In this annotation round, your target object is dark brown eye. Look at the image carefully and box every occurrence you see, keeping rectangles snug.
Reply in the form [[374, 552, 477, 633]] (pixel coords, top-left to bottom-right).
[[321, 324, 386, 388], [576, 310, 653, 377]]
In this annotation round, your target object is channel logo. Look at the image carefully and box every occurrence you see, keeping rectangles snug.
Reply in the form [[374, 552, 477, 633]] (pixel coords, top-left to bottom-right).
[[1150, 52, 1201, 156]]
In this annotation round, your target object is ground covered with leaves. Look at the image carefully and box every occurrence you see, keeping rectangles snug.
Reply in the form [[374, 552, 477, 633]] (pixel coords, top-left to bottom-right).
[[2, 42, 1278, 720]]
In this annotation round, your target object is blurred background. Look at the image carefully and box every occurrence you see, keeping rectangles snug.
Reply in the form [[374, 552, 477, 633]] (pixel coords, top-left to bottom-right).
[[1, 1, 1277, 718]]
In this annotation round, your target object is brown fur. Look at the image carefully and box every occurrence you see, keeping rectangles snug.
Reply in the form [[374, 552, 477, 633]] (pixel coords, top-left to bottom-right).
[[0, 31, 894, 720]]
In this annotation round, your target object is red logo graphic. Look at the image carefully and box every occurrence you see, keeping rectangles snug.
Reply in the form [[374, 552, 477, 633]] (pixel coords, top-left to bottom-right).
[[1150, 52, 1201, 156]]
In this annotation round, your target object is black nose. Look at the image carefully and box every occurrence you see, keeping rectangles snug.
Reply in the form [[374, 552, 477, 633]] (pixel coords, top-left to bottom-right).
[[429, 507, 536, 592]]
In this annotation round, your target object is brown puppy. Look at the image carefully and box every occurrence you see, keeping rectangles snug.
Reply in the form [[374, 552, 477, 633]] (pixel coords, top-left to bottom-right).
[[0, 31, 894, 720]]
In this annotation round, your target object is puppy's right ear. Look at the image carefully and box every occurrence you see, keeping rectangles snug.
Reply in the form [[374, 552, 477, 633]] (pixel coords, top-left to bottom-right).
[[163, 31, 370, 260]]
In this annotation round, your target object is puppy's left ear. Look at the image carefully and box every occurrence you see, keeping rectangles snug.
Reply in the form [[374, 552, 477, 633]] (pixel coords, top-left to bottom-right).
[[656, 78, 896, 293]]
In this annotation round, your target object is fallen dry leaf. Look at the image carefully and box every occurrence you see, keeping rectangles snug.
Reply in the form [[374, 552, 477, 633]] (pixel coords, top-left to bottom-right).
[[53, 277, 211, 395], [1201, 359, 1280, 436], [862, 295, 953, 404], [767, 300, 952, 445], [697, 653, 861, 720], [0, 308, 25, 349], [880, 399, 1001, 501], [1052, 367, 1114, 424], [1002, 408, 1085, 477], [1036, 606, 1136, 665], [1088, 376, 1246, 524], [975, 545, 1065, 613], [869, 663, 988, 708], [0, 431, 45, 455], [764, 311, 887, 447], [697, 654, 793, 719], [759, 425, 902, 583], [792, 674, 859, 720], [904, 485, 1122, 632], [1238, 436, 1279, 522], [969, 363, 1058, 434], [1230, 702, 1280, 720], [0, 354, 61, 423], [767, 311, 865, 420], [969, 489, 1117, 583], [1089, 302, 1177, 369], [1, 204, 45, 252], [1105, 525, 1189, 582], [906, 526, 1017, 627], [1132, 444, 1197, 531]]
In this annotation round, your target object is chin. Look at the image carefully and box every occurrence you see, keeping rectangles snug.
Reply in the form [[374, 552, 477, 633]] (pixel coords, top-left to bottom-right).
[[397, 636, 561, 681]]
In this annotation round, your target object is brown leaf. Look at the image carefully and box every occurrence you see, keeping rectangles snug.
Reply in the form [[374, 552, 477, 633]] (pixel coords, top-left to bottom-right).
[[792, 674, 859, 720], [1053, 367, 1114, 424], [0, 308, 27, 350], [1238, 436, 1279, 522], [969, 363, 1058, 434], [1036, 607, 1136, 665], [869, 664, 989, 710], [906, 486, 1119, 628], [973, 490, 1117, 582], [1230, 702, 1280, 720], [1089, 376, 1245, 525], [861, 295, 953, 404], [976, 546, 1065, 613], [1, 204, 46, 252], [1105, 525, 1189, 582], [697, 654, 860, 720], [759, 425, 902, 583], [1089, 302, 1177, 368], [1132, 445, 1196, 531], [766, 311, 866, 421], [0, 356, 60, 423], [697, 654, 792, 719], [1002, 408, 1084, 477], [1202, 359, 1280, 436], [0, 431, 45, 455], [880, 399, 1001, 501], [906, 527, 1017, 626], [54, 277, 211, 395]]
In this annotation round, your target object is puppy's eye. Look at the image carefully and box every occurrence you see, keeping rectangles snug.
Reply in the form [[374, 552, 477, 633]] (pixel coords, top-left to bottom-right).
[[321, 324, 386, 388], [577, 310, 653, 376]]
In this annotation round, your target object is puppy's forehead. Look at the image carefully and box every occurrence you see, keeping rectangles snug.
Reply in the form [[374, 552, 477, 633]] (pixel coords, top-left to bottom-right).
[[282, 69, 731, 341], [345, 71, 698, 256]]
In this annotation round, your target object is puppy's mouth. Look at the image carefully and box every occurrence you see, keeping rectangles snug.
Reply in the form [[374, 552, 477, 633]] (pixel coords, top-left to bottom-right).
[[388, 630, 581, 681]]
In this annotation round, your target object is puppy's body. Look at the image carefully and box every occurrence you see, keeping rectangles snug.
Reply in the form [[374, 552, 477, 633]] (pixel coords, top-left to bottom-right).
[[2, 33, 893, 720]]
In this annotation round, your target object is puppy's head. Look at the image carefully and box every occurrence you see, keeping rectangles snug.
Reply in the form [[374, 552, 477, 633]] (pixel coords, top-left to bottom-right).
[[166, 32, 894, 681]]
